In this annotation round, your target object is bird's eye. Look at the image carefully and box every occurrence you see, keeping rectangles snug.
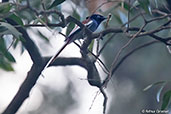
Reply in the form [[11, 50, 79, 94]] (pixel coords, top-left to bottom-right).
[[86, 16, 90, 19]]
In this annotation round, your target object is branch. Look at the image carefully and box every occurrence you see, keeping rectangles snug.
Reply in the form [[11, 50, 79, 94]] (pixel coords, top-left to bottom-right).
[[2, 64, 44, 114], [91, 26, 171, 46], [3, 18, 44, 114], [5, 18, 43, 65], [103, 41, 159, 86], [45, 57, 87, 69]]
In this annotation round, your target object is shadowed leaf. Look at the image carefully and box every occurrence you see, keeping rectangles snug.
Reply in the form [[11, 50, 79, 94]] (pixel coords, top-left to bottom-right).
[[138, 0, 152, 15], [0, 2, 11, 15], [88, 40, 94, 52], [161, 90, 171, 110], [0, 58, 14, 71], [143, 81, 166, 91], [4, 51, 16, 63], [8, 13, 24, 26], [0, 22, 22, 38], [49, 0, 66, 9], [38, 30, 49, 43]]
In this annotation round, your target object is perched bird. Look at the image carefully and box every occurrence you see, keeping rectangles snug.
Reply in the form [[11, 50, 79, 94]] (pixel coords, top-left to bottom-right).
[[44, 14, 107, 69]]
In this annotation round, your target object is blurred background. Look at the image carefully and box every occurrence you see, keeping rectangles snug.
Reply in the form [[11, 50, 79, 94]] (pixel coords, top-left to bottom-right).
[[0, 0, 171, 114]]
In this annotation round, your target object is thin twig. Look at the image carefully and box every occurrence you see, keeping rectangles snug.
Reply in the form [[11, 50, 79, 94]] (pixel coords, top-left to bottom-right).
[[103, 40, 159, 86], [73, 41, 110, 74], [90, 0, 123, 15], [7, 38, 16, 51], [100, 87, 107, 114], [109, 23, 147, 74], [89, 90, 101, 111]]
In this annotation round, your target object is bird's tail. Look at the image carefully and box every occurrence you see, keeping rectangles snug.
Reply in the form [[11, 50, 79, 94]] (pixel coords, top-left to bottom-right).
[[43, 39, 70, 70]]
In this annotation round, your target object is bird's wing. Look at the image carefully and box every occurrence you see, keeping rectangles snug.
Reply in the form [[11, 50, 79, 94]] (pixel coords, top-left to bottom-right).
[[68, 19, 93, 37]]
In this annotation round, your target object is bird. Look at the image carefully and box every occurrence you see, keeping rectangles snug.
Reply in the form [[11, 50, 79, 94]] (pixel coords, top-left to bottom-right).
[[44, 14, 107, 70]]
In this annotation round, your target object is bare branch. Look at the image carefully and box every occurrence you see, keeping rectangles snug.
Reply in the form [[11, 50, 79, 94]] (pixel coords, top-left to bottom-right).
[[102, 41, 159, 86]]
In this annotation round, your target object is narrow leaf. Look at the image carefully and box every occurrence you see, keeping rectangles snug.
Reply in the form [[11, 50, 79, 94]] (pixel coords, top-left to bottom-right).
[[161, 90, 171, 110], [143, 81, 166, 91], [0, 22, 22, 38], [0, 37, 7, 53], [66, 22, 75, 36], [20, 44, 25, 55], [119, 1, 131, 11], [113, 13, 122, 24], [13, 38, 19, 49], [8, 13, 24, 26], [0, 59, 14, 71], [156, 83, 166, 102], [88, 40, 94, 52], [4, 51, 16, 63], [66, 10, 80, 36], [0, 2, 12, 14], [72, 9, 80, 21], [0, 26, 8, 32], [138, 0, 152, 15], [0, 38, 16, 63], [49, 0, 66, 9], [38, 30, 49, 42]]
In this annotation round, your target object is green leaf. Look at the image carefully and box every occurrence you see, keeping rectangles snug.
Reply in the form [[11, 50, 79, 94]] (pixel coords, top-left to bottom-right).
[[4, 51, 16, 63], [66, 22, 75, 36], [143, 81, 166, 91], [0, 59, 14, 71], [72, 9, 80, 21], [119, 1, 131, 11], [19, 36, 26, 42], [20, 44, 25, 55], [38, 30, 49, 42], [0, 38, 16, 63], [113, 13, 122, 24], [138, 0, 152, 15], [0, 2, 12, 14], [0, 22, 22, 38], [66, 10, 80, 36], [3, 62, 14, 71], [161, 90, 171, 110], [13, 38, 19, 49], [0, 37, 7, 53], [8, 13, 24, 26], [0, 26, 8, 33], [49, 0, 66, 9], [15, 36, 26, 55], [88, 40, 94, 52], [156, 83, 166, 102]]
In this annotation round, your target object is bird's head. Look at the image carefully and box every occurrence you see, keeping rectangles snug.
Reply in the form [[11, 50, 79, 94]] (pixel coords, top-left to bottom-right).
[[89, 14, 107, 24]]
